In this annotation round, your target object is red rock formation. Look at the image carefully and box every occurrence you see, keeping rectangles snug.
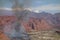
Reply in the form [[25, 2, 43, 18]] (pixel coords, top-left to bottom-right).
[[0, 31, 10, 40], [23, 17, 52, 32], [0, 16, 52, 32], [0, 16, 16, 25]]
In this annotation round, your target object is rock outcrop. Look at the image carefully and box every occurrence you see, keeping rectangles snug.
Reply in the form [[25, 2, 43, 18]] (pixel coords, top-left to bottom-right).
[[23, 17, 53, 32]]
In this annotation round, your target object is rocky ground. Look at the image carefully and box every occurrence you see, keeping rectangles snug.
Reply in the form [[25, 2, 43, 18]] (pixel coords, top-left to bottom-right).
[[28, 30, 60, 40], [0, 30, 60, 40]]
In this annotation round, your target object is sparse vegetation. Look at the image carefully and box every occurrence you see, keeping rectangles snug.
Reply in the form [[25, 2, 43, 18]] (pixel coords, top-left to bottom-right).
[[28, 30, 60, 40]]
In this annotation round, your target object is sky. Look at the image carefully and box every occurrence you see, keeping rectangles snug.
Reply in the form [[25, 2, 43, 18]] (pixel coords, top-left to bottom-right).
[[0, 0, 60, 13]]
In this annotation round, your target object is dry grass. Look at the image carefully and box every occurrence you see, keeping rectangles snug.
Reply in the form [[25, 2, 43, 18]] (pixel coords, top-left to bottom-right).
[[28, 30, 60, 40], [0, 30, 60, 40]]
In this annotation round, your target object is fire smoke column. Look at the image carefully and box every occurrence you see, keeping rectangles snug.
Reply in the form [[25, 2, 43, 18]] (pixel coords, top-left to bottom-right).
[[10, 0, 31, 40]]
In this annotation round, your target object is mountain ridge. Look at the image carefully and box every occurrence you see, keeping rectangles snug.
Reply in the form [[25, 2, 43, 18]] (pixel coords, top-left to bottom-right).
[[0, 9, 60, 31]]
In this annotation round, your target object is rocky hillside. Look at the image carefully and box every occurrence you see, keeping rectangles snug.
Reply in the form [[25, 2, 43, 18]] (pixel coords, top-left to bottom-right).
[[0, 10, 60, 32], [0, 10, 60, 40], [23, 17, 53, 32], [54, 13, 60, 30]]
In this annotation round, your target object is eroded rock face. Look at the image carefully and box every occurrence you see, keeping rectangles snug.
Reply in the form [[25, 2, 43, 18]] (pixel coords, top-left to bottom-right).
[[23, 17, 52, 32], [0, 14, 58, 40], [0, 16, 30, 40], [0, 31, 10, 40], [0, 16, 53, 32], [0, 10, 58, 32]]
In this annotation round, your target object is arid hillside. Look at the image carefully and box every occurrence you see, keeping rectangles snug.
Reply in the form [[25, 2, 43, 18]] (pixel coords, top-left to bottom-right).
[[0, 16, 54, 32], [0, 10, 57, 32], [23, 17, 53, 32], [0, 10, 60, 40]]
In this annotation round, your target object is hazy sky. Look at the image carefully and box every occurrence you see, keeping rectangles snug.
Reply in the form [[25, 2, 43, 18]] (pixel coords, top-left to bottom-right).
[[30, 0, 60, 13], [0, 0, 60, 13]]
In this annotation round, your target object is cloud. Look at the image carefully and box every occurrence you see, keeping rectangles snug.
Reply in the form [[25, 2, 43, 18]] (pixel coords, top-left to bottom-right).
[[0, 4, 60, 13], [0, 8, 12, 10], [26, 4, 60, 13], [37, 4, 60, 10]]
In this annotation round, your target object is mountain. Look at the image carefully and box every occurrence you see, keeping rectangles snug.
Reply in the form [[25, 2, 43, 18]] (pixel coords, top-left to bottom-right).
[[0, 9, 14, 16], [54, 13, 60, 30], [0, 9, 59, 32], [23, 11, 57, 31]]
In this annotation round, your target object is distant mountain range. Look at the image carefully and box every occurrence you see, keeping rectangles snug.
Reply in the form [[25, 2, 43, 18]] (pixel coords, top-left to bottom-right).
[[0, 9, 60, 31]]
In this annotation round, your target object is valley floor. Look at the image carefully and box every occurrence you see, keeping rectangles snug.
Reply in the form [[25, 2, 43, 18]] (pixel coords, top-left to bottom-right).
[[28, 30, 60, 40], [0, 30, 60, 40]]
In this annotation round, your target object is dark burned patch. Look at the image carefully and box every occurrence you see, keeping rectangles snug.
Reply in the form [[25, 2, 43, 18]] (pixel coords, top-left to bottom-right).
[[55, 31, 60, 35]]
